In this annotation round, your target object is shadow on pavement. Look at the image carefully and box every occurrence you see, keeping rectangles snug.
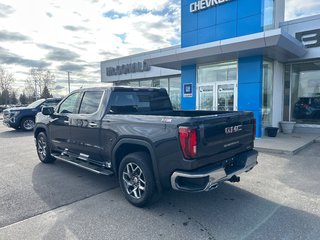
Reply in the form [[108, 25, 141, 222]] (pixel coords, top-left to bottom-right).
[[31, 160, 118, 208], [35, 183, 320, 240], [0, 128, 33, 138], [28, 157, 320, 240]]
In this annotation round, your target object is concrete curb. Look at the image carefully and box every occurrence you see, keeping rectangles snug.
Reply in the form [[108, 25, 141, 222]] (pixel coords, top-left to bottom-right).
[[255, 147, 294, 155], [292, 140, 316, 155], [256, 136, 319, 155]]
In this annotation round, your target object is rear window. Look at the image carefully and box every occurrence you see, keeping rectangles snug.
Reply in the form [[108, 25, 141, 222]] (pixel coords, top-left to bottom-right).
[[108, 90, 172, 113]]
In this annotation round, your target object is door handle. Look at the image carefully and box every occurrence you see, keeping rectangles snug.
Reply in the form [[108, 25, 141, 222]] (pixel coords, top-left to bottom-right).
[[64, 120, 69, 124], [89, 122, 98, 127]]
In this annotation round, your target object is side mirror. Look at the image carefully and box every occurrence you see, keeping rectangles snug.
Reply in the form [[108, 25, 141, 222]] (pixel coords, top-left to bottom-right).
[[42, 106, 54, 115]]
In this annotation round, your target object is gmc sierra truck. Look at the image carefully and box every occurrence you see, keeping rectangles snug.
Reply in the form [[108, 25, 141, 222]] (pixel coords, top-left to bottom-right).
[[34, 87, 258, 207]]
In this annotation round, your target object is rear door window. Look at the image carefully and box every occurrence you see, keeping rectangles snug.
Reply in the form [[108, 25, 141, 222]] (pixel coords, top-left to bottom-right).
[[109, 90, 172, 113], [79, 91, 103, 114]]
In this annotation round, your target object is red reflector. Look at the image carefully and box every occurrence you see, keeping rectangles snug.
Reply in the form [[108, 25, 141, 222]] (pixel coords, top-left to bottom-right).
[[253, 118, 256, 140], [179, 127, 197, 159]]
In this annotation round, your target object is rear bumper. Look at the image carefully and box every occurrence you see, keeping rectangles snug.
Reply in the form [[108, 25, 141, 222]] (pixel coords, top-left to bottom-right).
[[170, 149, 258, 192]]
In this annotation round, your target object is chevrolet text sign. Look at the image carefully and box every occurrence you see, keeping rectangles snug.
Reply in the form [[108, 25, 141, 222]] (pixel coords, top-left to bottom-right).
[[190, 0, 234, 13]]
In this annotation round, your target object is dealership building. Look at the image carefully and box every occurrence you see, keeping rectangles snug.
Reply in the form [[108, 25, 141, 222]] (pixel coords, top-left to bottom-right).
[[101, 0, 320, 137]]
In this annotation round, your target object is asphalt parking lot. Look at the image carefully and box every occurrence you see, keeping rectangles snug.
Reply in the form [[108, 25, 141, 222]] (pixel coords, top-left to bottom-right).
[[0, 123, 319, 240]]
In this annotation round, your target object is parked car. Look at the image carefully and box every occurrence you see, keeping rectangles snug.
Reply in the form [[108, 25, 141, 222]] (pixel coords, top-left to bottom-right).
[[0, 105, 7, 113], [3, 98, 62, 131], [293, 96, 320, 119], [34, 87, 258, 207]]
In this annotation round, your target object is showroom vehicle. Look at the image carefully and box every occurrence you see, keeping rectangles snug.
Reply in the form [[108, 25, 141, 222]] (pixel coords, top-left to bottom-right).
[[34, 87, 258, 207], [3, 98, 62, 131], [293, 96, 320, 120]]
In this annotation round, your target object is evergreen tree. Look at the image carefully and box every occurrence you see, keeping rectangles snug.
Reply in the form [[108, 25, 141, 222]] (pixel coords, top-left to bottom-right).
[[19, 92, 28, 105], [40, 85, 53, 99], [1, 89, 9, 105], [10, 91, 18, 105]]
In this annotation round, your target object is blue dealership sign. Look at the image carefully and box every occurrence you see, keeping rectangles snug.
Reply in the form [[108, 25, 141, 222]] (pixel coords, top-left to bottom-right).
[[183, 83, 193, 97]]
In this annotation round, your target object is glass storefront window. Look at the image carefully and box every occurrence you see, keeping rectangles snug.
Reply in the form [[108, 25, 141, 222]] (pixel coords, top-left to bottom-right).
[[264, 0, 274, 30], [290, 62, 320, 124], [283, 65, 291, 121], [114, 80, 139, 87], [262, 60, 273, 127], [169, 77, 181, 110], [198, 61, 237, 83], [139, 80, 153, 87], [153, 78, 168, 92]]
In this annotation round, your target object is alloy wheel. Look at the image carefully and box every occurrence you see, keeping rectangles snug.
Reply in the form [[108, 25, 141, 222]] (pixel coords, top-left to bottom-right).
[[23, 119, 35, 130], [122, 162, 146, 199], [37, 136, 47, 159]]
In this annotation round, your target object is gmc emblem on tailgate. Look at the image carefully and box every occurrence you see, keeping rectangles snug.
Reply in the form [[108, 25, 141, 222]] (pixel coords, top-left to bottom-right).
[[225, 125, 243, 134]]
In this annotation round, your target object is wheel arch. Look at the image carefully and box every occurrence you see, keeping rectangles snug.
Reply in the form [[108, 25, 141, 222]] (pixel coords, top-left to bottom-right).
[[34, 124, 49, 138], [112, 138, 162, 193]]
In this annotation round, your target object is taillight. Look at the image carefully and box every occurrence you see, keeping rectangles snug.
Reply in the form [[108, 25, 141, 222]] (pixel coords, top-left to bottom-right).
[[253, 118, 256, 140], [179, 127, 197, 159]]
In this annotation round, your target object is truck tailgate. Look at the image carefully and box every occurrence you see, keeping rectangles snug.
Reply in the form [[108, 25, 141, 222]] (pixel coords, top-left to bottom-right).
[[193, 112, 254, 160]]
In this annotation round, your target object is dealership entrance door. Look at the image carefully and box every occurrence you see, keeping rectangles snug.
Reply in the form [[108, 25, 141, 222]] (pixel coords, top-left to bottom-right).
[[197, 61, 238, 111], [198, 81, 238, 111]]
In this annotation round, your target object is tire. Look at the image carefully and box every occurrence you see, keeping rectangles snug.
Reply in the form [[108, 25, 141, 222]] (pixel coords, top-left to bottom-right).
[[118, 152, 155, 207], [36, 132, 56, 163], [21, 117, 35, 131]]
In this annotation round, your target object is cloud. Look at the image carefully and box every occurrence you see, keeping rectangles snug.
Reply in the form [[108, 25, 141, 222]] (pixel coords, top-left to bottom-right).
[[37, 44, 80, 61], [0, 3, 15, 18], [46, 12, 53, 18], [56, 78, 95, 85], [58, 63, 86, 72], [285, 0, 320, 20], [54, 85, 65, 90], [99, 50, 122, 59], [63, 25, 88, 31], [0, 47, 51, 68], [0, 30, 29, 41]]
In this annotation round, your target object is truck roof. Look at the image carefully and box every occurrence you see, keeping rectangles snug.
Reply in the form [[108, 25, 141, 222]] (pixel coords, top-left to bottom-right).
[[71, 86, 168, 92]]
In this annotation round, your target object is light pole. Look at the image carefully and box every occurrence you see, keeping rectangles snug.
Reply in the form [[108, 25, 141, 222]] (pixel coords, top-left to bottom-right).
[[67, 71, 71, 93]]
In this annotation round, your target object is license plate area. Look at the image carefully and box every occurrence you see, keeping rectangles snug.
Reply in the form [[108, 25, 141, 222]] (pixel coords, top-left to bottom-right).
[[224, 154, 246, 175]]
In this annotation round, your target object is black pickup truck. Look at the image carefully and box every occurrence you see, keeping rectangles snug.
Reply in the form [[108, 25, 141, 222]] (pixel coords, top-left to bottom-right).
[[34, 87, 258, 207]]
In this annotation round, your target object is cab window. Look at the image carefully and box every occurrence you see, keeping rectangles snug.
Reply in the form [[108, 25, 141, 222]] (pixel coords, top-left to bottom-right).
[[58, 93, 81, 114], [79, 91, 103, 114], [108, 91, 172, 113]]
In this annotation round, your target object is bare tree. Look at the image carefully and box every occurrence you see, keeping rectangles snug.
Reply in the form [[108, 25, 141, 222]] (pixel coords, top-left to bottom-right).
[[0, 66, 15, 104], [0, 66, 15, 92], [26, 68, 55, 99]]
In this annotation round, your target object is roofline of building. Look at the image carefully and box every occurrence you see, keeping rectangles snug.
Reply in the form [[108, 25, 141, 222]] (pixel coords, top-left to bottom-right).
[[281, 14, 320, 26], [145, 28, 307, 70]]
